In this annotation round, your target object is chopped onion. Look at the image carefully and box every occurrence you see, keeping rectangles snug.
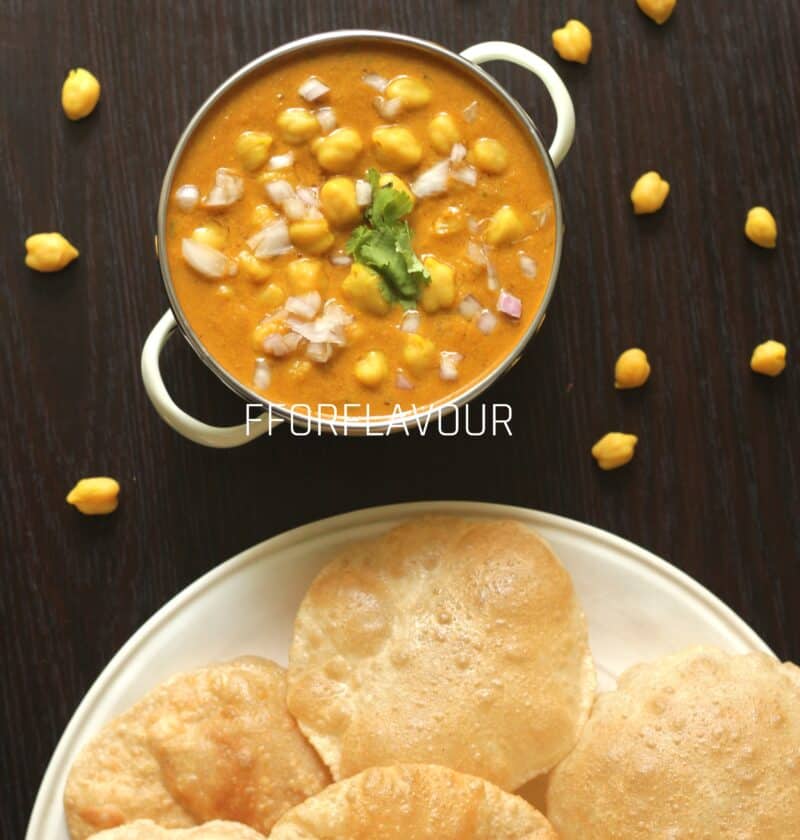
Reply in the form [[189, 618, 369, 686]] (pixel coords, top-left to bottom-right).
[[296, 186, 319, 207], [439, 351, 463, 382], [203, 168, 244, 208], [463, 100, 478, 123], [175, 184, 200, 211], [400, 309, 421, 334], [486, 258, 498, 292], [283, 197, 308, 221], [247, 219, 292, 258], [396, 370, 414, 390], [330, 253, 353, 266], [374, 95, 403, 120], [531, 206, 550, 229], [315, 106, 337, 134], [518, 252, 538, 278], [288, 299, 353, 346], [253, 358, 271, 390], [306, 341, 333, 363], [452, 165, 478, 187], [262, 333, 291, 357], [467, 241, 487, 265], [412, 160, 450, 198], [298, 76, 330, 102], [477, 308, 498, 335], [283, 332, 303, 352], [459, 294, 481, 320], [265, 179, 295, 205], [450, 142, 467, 163], [355, 179, 372, 207], [285, 291, 322, 320], [497, 289, 522, 319], [268, 152, 294, 170], [363, 72, 389, 92], [181, 238, 231, 278]]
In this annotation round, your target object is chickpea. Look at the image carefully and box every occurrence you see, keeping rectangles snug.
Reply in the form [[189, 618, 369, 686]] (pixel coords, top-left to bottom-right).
[[485, 205, 526, 247], [277, 107, 320, 145], [24, 232, 79, 272], [192, 220, 227, 250], [631, 171, 670, 215], [320, 177, 362, 227], [552, 19, 593, 64], [469, 138, 509, 175], [289, 217, 335, 255], [591, 433, 638, 470], [420, 257, 456, 313], [235, 131, 273, 171], [252, 318, 285, 352], [428, 112, 462, 156], [237, 251, 272, 283], [252, 203, 278, 227], [66, 477, 119, 515], [258, 282, 286, 309], [614, 348, 651, 389], [288, 258, 327, 294], [61, 68, 101, 120], [378, 173, 415, 210], [354, 350, 389, 387], [745, 207, 778, 248], [403, 334, 437, 376], [385, 75, 432, 110], [372, 126, 422, 171], [636, 0, 677, 25], [312, 127, 363, 173], [750, 340, 787, 377], [342, 263, 391, 315]]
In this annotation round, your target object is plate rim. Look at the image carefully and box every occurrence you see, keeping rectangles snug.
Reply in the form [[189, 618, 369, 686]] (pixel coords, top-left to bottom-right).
[[26, 500, 772, 838]]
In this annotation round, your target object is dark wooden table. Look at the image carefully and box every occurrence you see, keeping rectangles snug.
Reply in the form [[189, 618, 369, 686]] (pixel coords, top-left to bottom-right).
[[2, 0, 799, 834]]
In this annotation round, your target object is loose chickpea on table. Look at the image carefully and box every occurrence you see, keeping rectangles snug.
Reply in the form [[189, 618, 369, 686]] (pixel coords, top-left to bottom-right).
[[25, 233, 79, 272], [631, 171, 670, 215], [636, 0, 677, 25], [66, 477, 120, 515], [61, 67, 101, 120], [592, 433, 639, 470], [552, 20, 593, 64], [614, 348, 651, 389], [751, 340, 787, 377], [744, 207, 778, 248]]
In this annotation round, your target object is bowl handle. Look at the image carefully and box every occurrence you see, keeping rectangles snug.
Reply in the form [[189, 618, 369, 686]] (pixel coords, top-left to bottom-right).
[[141, 310, 279, 447], [460, 41, 575, 167]]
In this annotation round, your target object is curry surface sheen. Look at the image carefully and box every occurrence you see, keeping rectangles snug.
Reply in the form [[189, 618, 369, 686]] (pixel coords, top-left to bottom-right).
[[166, 44, 556, 417]]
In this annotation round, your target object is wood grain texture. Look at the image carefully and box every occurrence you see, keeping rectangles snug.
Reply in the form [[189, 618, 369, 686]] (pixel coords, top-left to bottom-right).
[[1, 0, 799, 834]]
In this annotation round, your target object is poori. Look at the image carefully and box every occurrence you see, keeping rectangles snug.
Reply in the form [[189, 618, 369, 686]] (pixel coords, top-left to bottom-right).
[[64, 657, 329, 839], [269, 763, 558, 839], [286, 516, 595, 790], [87, 820, 266, 840], [547, 646, 800, 839]]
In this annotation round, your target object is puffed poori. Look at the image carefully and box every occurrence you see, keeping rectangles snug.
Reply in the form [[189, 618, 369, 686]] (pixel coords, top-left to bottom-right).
[[287, 517, 595, 790], [269, 763, 557, 839], [64, 657, 329, 840], [547, 646, 800, 839], [88, 820, 266, 840]]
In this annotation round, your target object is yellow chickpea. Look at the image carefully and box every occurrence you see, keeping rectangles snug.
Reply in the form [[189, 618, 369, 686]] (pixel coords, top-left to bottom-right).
[[420, 257, 456, 313], [312, 128, 363, 173], [61, 68, 101, 120], [252, 318, 285, 351], [485, 205, 526, 247], [66, 477, 120, 515], [287, 258, 327, 294], [191, 220, 227, 250], [469, 138, 509, 175], [614, 348, 651, 389], [24, 233, 79, 272], [252, 203, 278, 227], [277, 107, 320, 145], [320, 177, 362, 227], [403, 334, 438, 376], [342, 263, 391, 316], [235, 131, 273, 171], [591, 433, 638, 470], [288, 218, 335, 255], [354, 350, 389, 387], [744, 207, 778, 248], [258, 282, 286, 309], [372, 126, 422, 171], [750, 340, 787, 377], [237, 251, 272, 283], [379, 173, 415, 210], [385, 75, 432, 109], [428, 112, 462, 156], [552, 19, 593, 64], [631, 171, 670, 215], [636, 0, 677, 25]]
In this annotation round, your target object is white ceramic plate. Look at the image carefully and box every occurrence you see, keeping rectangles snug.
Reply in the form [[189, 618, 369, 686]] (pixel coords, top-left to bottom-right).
[[28, 501, 772, 839]]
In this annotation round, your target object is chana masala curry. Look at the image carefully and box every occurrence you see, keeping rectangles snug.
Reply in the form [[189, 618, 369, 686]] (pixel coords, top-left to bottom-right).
[[165, 44, 556, 417]]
